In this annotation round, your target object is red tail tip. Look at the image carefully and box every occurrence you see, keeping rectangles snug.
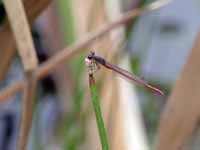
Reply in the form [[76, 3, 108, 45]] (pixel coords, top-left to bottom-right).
[[147, 85, 164, 96], [154, 88, 164, 96]]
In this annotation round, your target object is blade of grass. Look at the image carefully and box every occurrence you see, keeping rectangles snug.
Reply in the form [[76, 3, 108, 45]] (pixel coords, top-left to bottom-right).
[[89, 74, 109, 150]]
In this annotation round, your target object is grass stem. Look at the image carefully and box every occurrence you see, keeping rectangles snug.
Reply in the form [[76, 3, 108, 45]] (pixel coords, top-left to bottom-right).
[[89, 74, 109, 150]]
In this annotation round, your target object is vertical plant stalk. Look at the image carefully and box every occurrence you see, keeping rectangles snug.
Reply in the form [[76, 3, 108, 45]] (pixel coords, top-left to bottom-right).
[[3, 0, 40, 149], [17, 72, 37, 150], [89, 74, 109, 150], [3, 0, 38, 71]]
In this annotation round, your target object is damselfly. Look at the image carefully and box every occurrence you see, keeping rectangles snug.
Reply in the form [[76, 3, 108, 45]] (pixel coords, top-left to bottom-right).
[[85, 52, 164, 95]]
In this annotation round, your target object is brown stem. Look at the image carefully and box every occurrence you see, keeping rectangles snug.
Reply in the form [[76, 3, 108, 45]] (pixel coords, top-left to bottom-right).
[[0, 0, 52, 80], [17, 72, 37, 150]]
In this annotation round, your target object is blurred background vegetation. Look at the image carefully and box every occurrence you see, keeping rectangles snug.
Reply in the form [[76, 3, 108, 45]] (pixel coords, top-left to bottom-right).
[[0, 0, 200, 150]]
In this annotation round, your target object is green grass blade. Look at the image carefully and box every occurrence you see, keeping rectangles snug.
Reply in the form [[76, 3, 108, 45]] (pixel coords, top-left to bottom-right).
[[89, 75, 109, 150]]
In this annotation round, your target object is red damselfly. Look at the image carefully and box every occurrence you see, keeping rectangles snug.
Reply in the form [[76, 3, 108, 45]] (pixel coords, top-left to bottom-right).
[[85, 52, 164, 95]]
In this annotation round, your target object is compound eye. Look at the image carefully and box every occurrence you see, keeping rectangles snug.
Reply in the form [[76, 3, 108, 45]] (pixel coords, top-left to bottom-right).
[[88, 51, 95, 59]]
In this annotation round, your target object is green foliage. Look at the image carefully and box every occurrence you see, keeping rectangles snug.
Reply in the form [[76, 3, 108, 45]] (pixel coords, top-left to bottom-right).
[[56, 0, 75, 44], [130, 56, 141, 74]]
